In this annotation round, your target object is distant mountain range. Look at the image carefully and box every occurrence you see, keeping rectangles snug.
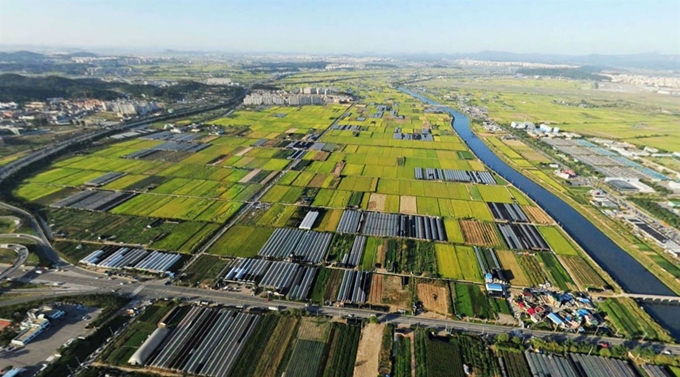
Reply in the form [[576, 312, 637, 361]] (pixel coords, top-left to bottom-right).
[[396, 51, 679, 70], [0, 48, 677, 71]]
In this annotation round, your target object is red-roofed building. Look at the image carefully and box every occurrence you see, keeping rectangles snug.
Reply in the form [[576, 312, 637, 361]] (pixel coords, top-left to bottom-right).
[[0, 318, 12, 330]]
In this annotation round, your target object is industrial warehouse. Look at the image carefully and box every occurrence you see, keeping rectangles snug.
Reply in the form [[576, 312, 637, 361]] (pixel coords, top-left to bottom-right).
[[336, 209, 447, 241], [130, 306, 260, 377], [414, 167, 497, 184], [80, 246, 181, 273]]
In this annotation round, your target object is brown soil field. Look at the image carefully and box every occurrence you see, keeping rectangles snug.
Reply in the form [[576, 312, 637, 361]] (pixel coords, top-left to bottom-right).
[[238, 168, 261, 184], [369, 193, 387, 211], [324, 269, 343, 301], [399, 195, 418, 214], [308, 174, 329, 188], [235, 146, 253, 157], [313, 151, 330, 161], [523, 206, 554, 224], [460, 220, 504, 247], [332, 161, 345, 176], [263, 139, 280, 148], [354, 323, 385, 377], [417, 282, 449, 315], [368, 274, 383, 303], [381, 275, 410, 309], [260, 171, 279, 185], [376, 239, 387, 267]]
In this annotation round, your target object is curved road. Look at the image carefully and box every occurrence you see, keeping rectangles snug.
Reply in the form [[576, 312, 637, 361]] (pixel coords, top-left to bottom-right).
[[0, 201, 60, 265], [0, 242, 28, 280]]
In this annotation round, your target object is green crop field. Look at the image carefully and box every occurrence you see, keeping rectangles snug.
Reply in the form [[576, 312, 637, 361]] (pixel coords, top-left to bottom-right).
[[452, 283, 494, 319], [538, 227, 579, 256], [536, 252, 575, 290], [207, 225, 273, 257], [4, 72, 644, 346], [598, 298, 672, 342], [360, 237, 380, 270]]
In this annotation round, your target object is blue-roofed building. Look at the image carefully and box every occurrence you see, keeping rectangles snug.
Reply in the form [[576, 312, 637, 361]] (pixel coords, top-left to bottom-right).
[[485, 283, 504, 294], [547, 313, 565, 326]]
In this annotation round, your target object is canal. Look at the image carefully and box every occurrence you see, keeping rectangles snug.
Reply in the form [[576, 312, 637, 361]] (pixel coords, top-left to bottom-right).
[[402, 88, 680, 340]]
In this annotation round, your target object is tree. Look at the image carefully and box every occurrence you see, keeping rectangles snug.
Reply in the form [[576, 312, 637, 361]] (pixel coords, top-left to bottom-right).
[[495, 333, 510, 343], [599, 348, 612, 358]]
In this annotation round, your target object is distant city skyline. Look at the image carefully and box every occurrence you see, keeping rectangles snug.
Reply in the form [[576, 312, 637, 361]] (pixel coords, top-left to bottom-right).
[[1, 0, 678, 55]]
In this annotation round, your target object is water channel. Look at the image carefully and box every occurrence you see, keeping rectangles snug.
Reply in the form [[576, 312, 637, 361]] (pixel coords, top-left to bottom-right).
[[401, 88, 680, 340]]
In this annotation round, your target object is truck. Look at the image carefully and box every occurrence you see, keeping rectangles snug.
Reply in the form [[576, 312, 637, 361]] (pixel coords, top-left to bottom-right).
[[268, 306, 281, 312]]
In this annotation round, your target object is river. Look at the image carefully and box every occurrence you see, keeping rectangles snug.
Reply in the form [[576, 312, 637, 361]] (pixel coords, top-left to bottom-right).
[[401, 88, 680, 340]]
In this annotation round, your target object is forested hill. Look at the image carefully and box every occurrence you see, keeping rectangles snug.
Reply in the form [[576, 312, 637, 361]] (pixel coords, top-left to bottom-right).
[[516, 67, 610, 81], [0, 74, 243, 103]]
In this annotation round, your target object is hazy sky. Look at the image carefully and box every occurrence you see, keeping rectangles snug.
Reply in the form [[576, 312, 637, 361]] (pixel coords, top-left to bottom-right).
[[1, 0, 678, 55]]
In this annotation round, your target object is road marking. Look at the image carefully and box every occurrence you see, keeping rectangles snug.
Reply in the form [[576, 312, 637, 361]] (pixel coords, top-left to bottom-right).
[[131, 285, 145, 297]]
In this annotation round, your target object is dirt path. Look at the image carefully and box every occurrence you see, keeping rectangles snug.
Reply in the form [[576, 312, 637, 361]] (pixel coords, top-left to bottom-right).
[[353, 323, 385, 377]]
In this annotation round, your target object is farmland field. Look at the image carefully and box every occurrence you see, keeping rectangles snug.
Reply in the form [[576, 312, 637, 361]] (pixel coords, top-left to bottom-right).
[[460, 220, 505, 248], [498, 350, 532, 377], [561, 255, 607, 288], [179, 254, 229, 287], [538, 227, 579, 256], [353, 323, 384, 377], [417, 280, 449, 315], [516, 253, 551, 287], [536, 252, 575, 290], [285, 339, 326, 376], [391, 335, 412, 377], [360, 237, 380, 270], [253, 317, 300, 377], [495, 249, 532, 286], [207, 225, 273, 257], [323, 323, 361, 377], [598, 298, 672, 342], [451, 282, 495, 319]]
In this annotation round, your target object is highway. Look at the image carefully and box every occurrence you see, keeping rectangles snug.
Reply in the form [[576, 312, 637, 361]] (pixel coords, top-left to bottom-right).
[[0, 201, 60, 264], [0, 242, 28, 280], [4, 266, 677, 355]]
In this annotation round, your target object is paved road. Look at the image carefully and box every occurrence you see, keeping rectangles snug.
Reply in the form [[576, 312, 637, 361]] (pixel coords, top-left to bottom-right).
[[8, 267, 677, 355], [0, 202, 60, 265], [0, 242, 28, 280]]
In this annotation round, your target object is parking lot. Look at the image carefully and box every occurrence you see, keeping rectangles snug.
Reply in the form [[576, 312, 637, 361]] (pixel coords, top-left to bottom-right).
[[0, 305, 100, 376]]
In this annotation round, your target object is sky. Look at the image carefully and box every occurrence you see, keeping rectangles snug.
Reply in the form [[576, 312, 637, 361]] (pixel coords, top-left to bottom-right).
[[0, 0, 678, 55]]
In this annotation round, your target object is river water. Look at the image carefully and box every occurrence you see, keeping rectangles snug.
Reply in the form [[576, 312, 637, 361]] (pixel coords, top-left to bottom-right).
[[401, 88, 680, 340]]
